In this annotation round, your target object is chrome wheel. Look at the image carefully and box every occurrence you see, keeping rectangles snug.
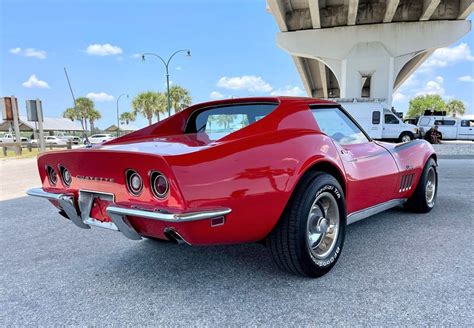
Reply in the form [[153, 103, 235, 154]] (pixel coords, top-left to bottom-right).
[[306, 192, 340, 259], [425, 166, 436, 206]]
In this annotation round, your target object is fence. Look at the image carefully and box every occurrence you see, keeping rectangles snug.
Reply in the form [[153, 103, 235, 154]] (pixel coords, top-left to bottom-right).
[[1, 142, 72, 157]]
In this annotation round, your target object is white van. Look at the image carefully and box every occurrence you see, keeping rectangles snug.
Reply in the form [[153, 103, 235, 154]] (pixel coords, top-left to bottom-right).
[[418, 116, 474, 141], [337, 99, 420, 142]]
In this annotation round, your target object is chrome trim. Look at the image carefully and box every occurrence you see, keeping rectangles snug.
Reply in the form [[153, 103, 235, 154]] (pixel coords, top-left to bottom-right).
[[347, 198, 407, 225], [106, 205, 232, 223], [27, 187, 232, 241], [164, 228, 191, 245], [26, 187, 90, 229]]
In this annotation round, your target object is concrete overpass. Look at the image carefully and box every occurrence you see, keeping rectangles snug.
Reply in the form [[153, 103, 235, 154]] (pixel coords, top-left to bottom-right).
[[267, 0, 473, 107]]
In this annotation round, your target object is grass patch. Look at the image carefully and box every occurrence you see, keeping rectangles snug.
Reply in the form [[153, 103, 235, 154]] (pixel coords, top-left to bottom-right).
[[1, 148, 41, 160]]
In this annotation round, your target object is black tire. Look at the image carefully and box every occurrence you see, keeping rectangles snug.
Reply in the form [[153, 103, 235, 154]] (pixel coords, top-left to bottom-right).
[[404, 158, 438, 213], [267, 172, 346, 277], [399, 132, 414, 143]]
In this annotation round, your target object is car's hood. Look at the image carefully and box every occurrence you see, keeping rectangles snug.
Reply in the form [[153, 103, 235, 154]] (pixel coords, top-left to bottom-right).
[[98, 133, 226, 156]]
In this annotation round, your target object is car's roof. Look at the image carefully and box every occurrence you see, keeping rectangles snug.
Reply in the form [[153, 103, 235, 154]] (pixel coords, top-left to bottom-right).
[[191, 96, 337, 108]]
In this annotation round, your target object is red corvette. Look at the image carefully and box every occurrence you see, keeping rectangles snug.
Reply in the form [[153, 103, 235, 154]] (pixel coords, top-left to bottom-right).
[[27, 97, 438, 277]]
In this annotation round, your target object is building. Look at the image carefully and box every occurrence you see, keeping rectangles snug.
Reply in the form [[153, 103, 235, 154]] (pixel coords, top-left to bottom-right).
[[0, 116, 83, 135], [104, 123, 140, 136], [267, 0, 473, 107]]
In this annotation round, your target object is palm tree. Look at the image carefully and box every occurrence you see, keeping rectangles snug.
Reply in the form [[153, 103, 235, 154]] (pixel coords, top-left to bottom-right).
[[120, 112, 136, 125], [75, 97, 95, 131], [63, 108, 78, 121], [166, 85, 192, 114], [446, 100, 466, 117], [132, 92, 165, 125], [63, 97, 101, 133], [88, 109, 102, 133]]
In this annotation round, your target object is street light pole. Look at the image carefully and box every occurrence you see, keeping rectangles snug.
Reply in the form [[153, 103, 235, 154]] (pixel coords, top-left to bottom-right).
[[141, 49, 191, 117], [116, 93, 129, 137]]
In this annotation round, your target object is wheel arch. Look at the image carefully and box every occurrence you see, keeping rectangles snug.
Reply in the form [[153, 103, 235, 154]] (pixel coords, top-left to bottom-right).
[[300, 160, 347, 196], [263, 159, 347, 242]]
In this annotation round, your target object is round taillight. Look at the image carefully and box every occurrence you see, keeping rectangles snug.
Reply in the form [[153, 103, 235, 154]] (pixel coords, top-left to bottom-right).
[[126, 170, 143, 196], [59, 166, 72, 186], [46, 166, 57, 186], [150, 171, 169, 199]]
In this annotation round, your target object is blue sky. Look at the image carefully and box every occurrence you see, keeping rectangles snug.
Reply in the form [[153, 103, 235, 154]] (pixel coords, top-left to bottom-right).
[[1, 0, 473, 129]]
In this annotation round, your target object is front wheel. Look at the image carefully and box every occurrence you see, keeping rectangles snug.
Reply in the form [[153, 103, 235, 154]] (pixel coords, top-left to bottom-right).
[[267, 172, 346, 277], [404, 158, 438, 213], [399, 132, 414, 143]]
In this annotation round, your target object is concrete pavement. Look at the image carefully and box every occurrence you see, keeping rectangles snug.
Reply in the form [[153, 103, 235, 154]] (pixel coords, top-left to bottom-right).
[[0, 159, 473, 326]]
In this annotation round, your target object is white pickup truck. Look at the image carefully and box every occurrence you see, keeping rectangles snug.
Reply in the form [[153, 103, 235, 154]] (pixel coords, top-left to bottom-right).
[[418, 116, 474, 141], [337, 99, 420, 142], [0, 133, 30, 144]]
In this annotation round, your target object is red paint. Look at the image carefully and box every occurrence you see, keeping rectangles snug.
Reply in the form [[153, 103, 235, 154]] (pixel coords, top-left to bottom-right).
[[36, 97, 436, 245]]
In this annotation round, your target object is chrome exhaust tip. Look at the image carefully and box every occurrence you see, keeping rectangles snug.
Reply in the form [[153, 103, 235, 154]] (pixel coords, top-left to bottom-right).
[[163, 228, 190, 245]]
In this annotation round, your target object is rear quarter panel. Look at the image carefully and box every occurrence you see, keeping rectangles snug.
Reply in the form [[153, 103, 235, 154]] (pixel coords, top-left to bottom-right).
[[167, 130, 345, 244]]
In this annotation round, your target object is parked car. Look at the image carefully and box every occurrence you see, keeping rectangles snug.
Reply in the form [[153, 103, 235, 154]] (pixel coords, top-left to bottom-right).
[[58, 135, 81, 145], [337, 99, 420, 142], [0, 133, 31, 144], [31, 136, 68, 145], [418, 115, 474, 141], [86, 134, 115, 144], [27, 97, 437, 277]]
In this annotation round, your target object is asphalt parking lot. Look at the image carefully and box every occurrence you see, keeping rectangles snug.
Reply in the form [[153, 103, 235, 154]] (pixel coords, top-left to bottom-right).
[[1, 158, 473, 326]]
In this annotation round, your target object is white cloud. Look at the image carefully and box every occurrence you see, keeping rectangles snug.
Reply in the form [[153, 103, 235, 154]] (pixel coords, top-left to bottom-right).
[[86, 43, 123, 56], [86, 92, 114, 102], [393, 92, 407, 102], [22, 75, 50, 89], [217, 75, 273, 92], [421, 43, 474, 70], [131, 53, 141, 59], [458, 75, 474, 83], [176, 66, 182, 71], [270, 85, 305, 97], [209, 91, 225, 99], [10, 47, 47, 59], [415, 76, 445, 96]]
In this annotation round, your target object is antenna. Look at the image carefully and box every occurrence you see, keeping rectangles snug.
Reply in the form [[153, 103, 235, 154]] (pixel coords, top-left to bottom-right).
[[64, 67, 91, 146]]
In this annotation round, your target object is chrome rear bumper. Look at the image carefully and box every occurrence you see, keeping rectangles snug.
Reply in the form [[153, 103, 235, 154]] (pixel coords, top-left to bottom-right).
[[26, 187, 231, 241]]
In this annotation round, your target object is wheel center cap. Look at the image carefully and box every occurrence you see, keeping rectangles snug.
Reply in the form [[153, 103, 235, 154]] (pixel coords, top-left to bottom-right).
[[316, 218, 329, 234]]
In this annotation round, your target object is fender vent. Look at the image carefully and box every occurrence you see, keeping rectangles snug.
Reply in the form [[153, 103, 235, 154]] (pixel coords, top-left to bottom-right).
[[399, 173, 415, 192]]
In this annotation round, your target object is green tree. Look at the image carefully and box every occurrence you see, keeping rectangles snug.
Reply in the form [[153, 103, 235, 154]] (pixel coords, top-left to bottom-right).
[[132, 92, 165, 125], [166, 85, 192, 114], [407, 94, 446, 118], [63, 97, 101, 132], [445, 99, 466, 117], [63, 108, 78, 121], [120, 112, 136, 125]]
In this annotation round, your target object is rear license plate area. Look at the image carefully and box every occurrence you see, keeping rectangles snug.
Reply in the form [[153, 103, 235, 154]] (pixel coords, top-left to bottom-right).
[[79, 190, 118, 230]]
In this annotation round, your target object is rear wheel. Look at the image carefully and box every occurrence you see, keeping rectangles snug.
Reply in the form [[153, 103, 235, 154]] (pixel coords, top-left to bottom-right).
[[404, 158, 438, 213], [267, 172, 346, 277]]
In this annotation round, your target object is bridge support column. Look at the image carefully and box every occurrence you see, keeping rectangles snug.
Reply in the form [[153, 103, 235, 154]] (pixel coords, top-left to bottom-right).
[[276, 20, 471, 107]]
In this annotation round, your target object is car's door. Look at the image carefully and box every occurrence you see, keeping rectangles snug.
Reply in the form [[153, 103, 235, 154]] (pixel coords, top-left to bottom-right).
[[458, 120, 474, 140], [311, 106, 400, 214], [382, 113, 401, 139], [435, 119, 457, 139]]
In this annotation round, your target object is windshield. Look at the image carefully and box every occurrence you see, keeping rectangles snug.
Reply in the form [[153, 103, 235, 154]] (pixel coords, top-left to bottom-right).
[[185, 103, 278, 138]]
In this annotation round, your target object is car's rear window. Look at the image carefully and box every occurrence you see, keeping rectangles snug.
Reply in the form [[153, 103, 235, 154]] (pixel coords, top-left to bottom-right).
[[186, 103, 278, 136]]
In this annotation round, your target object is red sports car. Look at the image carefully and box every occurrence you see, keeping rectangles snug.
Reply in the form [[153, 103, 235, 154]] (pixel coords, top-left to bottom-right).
[[27, 97, 438, 277]]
